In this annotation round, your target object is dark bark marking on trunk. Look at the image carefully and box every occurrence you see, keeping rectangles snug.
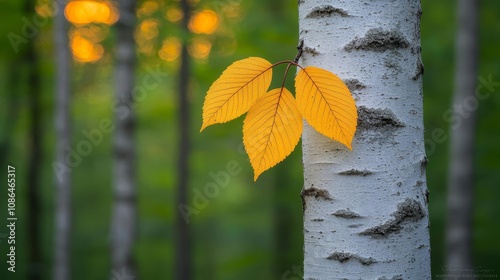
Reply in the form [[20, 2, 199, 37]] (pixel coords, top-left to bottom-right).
[[301, 187, 333, 200], [301, 192, 306, 211], [311, 218, 324, 222], [348, 224, 363, 228], [343, 79, 366, 92], [304, 46, 320, 56], [344, 28, 409, 52], [357, 106, 405, 130], [412, 59, 424, 80], [415, 180, 423, 188], [327, 252, 377, 265], [420, 155, 428, 175], [359, 198, 425, 238], [306, 5, 349, 18], [332, 209, 362, 219], [337, 169, 373, 176], [378, 275, 403, 280], [417, 244, 427, 249], [301, 187, 333, 211]]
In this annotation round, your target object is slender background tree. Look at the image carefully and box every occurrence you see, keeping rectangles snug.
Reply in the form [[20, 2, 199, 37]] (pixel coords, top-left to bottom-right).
[[447, 0, 479, 275], [111, 0, 138, 276], [0, 60, 20, 167], [175, 0, 192, 279], [53, 0, 72, 279], [26, 0, 42, 278]]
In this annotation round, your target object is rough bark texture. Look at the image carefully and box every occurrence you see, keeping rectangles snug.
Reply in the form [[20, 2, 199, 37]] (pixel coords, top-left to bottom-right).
[[54, 0, 72, 279], [175, 0, 191, 279], [111, 0, 138, 276], [299, 1, 431, 279], [446, 0, 478, 275]]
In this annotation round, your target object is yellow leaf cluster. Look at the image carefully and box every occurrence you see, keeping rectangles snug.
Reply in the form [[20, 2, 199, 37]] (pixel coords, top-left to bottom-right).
[[201, 57, 358, 180]]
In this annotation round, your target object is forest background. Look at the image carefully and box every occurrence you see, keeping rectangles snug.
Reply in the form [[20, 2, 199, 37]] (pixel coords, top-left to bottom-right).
[[0, 0, 499, 279]]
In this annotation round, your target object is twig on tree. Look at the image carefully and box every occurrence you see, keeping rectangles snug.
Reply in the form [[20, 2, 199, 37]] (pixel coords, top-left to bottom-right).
[[294, 39, 304, 63]]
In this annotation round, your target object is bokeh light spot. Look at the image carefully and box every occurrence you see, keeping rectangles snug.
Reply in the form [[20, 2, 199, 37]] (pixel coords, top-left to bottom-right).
[[137, 1, 159, 18], [139, 19, 159, 40], [65, 1, 119, 25], [189, 10, 219, 35], [188, 37, 212, 60], [35, 3, 55, 17], [70, 33, 104, 63], [158, 37, 182, 62], [166, 7, 183, 23]]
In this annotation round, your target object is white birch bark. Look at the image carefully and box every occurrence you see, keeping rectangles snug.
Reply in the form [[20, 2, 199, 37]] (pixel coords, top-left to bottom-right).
[[299, 1, 431, 279]]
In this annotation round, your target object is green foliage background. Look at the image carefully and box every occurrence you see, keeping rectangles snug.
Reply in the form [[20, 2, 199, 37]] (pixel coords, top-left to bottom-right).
[[0, 0, 498, 279]]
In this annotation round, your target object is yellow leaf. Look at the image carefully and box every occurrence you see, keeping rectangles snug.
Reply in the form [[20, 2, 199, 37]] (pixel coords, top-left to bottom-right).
[[243, 88, 303, 180], [295, 66, 357, 149], [201, 57, 273, 131]]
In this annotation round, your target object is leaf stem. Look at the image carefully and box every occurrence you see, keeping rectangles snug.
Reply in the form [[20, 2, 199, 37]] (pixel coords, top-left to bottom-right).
[[271, 60, 304, 70], [271, 60, 304, 95], [280, 63, 294, 92]]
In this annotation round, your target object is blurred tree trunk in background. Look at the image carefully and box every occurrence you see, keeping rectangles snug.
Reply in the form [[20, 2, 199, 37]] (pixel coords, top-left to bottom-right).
[[175, 0, 191, 279], [54, 0, 72, 279], [111, 0, 138, 276], [0, 61, 20, 178], [273, 164, 296, 279], [26, 0, 42, 278], [447, 0, 478, 274], [299, 1, 431, 278]]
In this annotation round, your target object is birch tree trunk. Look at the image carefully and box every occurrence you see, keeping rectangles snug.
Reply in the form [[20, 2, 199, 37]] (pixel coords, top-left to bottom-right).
[[446, 0, 478, 275], [54, 0, 72, 279], [299, 1, 431, 279], [111, 0, 137, 276]]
